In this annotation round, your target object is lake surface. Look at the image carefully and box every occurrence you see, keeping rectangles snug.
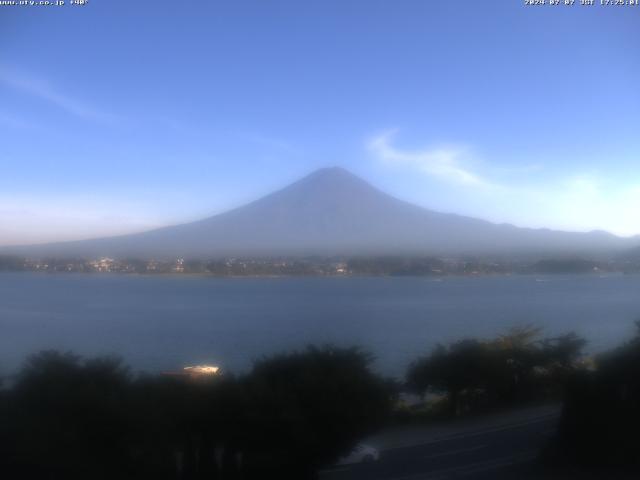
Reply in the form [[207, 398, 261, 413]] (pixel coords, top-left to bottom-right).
[[1, 272, 640, 378]]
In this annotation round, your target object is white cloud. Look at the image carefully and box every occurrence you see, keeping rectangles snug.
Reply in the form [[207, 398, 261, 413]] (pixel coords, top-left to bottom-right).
[[368, 130, 492, 188], [537, 176, 640, 237], [367, 129, 640, 236], [0, 68, 115, 123]]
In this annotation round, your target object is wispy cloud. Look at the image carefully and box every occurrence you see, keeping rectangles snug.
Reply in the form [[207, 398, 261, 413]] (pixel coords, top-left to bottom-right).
[[535, 175, 640, 237], [368, 130, 492, 188], [367, 129, 640, 236], [0, 68, 116, 123]]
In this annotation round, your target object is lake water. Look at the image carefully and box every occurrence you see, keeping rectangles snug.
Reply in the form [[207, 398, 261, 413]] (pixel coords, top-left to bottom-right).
[[1, 272, 640, 378]]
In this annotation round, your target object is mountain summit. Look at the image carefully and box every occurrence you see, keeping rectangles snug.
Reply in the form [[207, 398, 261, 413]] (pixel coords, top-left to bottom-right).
[[4, 168, 636, 258]]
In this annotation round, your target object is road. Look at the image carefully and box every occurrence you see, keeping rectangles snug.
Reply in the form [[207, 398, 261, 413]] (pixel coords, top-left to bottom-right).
[[320, 405, 560, 480]]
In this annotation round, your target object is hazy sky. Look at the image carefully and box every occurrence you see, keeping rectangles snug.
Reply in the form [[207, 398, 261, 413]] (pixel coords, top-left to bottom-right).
[[1, 0, 639, 245]]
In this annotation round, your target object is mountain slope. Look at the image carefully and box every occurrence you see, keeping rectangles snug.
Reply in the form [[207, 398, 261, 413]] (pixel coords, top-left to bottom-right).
[[3, 167, 637, 258]]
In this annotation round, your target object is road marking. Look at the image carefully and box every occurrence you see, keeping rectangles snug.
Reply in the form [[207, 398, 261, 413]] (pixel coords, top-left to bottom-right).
[[421, 444, 486, 460]]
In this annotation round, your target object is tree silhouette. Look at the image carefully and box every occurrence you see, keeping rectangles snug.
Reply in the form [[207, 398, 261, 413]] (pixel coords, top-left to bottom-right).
[[0, 346, 393, 479], [408, 328, 586, 417], [554, 322, 640, 470], [239, 346, 393, 478], [5, 351, 133, 479]]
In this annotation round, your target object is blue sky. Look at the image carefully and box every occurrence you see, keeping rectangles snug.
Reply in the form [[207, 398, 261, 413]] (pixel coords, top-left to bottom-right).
[[1, 0, 639, 245]]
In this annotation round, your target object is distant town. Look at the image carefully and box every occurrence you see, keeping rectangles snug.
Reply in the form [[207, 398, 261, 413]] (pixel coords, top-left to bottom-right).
[[1, 254, 640, 276]]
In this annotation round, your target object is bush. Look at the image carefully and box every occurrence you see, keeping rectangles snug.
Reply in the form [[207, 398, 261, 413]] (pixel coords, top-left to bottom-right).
[[0, 346, 393, 479], [407, 327, 586, 417]]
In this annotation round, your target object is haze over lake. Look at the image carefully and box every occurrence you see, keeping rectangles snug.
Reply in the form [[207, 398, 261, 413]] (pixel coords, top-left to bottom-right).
[[2, 272, 639, 378]]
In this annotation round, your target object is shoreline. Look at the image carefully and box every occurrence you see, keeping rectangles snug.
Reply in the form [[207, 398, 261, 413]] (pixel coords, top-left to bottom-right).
[[0, 270, 633, 279]]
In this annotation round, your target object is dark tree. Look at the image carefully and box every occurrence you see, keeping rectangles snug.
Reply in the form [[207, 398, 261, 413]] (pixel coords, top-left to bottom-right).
[[553, 322, 640, 471], [407, 327, 587, 417], [4, 351, 133, 479], [407, 339, 500, 416], [0, 346, 393, 480], [240, 346, 393, 478]]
